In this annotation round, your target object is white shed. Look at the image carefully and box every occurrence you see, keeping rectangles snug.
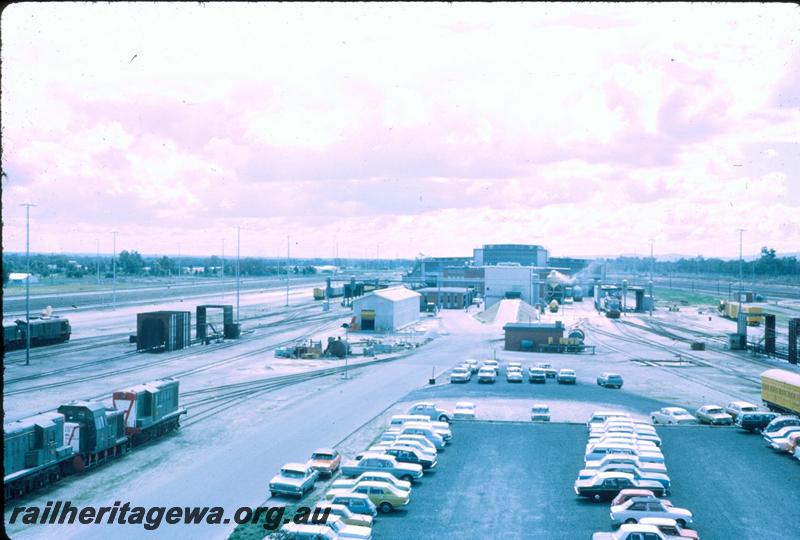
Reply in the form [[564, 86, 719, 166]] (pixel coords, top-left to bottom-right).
[[352, 286, 421, 332]]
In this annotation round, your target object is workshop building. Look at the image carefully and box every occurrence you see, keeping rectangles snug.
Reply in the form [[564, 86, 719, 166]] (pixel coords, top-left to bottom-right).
[[352, 286, 421, 332], [503, 322, 565, 351]]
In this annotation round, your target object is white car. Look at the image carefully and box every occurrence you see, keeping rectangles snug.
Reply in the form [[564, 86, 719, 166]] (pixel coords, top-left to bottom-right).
[[725, 401, 760, 421], [386, 415, 451, 439], [650, 407, 696, 425], [557, 368, 577, 384], [530, 404, 551, 422], [506, 368, 524, 383], [584, 454, 668, 474], [507, 361, 523, 371], [587, 411, 633, 428], [453, 401, 476, 420], [591, 524, 672, 540], [482, 360, 500, 374], [589, 431, 661, 447], [269, 463, 319, 497], [464, 359, 480, 373], [449, 367, 472, 383], [610, 496, 693, 527], [477, 366, 497, 383], [764, 426, 800, 449], [408, 402, 452, 423]]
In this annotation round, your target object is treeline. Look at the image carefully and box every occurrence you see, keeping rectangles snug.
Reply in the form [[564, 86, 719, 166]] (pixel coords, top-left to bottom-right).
[[2, 251, 319, 285], [606, 247, 799, 277]]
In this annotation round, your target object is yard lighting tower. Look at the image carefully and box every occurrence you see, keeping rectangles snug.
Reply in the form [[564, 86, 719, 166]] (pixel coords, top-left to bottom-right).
[[236, 226, 241, 324], [21, 203, 36, 366], [649, 239, 654, 317], [111, 230, 119, 310]]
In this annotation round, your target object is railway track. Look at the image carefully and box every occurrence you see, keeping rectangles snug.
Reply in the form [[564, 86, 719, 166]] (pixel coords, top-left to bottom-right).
[[4, 307, 347, 396]]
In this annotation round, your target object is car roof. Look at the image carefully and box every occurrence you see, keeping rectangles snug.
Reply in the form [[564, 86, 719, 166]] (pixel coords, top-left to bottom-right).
[[532, 403, 549, 408], [728, 400, 756, 407], [282, 463, 310, 472], [619, 524, 663, 533], [455, 401, 474, 407], [313, 448, 337, 455], [663, 407, 689, 413], [332, 492, 370, 501], [639, 517, 679, 526], [358, 452, 393, 459], [596, 471, 635, 479]]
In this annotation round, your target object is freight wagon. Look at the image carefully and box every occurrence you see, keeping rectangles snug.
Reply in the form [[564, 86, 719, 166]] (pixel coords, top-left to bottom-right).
[[3, 317, 71, 350], [312, 286, 344, 300], [718, 301, 763, 326], [761, 369, 800, 416], [3, 378, 186, 500]]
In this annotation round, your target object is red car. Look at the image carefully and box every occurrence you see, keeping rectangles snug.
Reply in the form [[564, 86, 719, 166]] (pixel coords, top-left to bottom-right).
[[612, 488, 673, 508]]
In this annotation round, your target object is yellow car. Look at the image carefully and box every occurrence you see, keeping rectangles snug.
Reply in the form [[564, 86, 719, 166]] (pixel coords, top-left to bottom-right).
[[350, 481, 410, 513], [314, 502, 374, 528]]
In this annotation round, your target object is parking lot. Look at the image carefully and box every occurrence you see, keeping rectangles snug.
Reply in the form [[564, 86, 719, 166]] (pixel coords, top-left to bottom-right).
[[375, 422, 800, 540]]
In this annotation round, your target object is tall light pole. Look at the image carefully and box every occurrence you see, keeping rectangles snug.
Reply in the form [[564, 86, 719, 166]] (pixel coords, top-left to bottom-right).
[[649, 238, 654, 317], [96, 238, 101, 286], [111, 230, 118, 310], [737, 228, 745, 327], [285, 235, 290, 307], [21, 203, 36, 366], [236, 226, 241, 324]]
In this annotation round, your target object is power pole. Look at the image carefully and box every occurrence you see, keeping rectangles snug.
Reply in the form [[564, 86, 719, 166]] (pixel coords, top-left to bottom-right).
[[21, 203, 36, 366], [285, 235, 290, 307], [96, 238, 101, 286], [111, 230, 118, 310], [737, 228, 745, 332], [649, 238, 654, 317], [236, 226, 241, 324]]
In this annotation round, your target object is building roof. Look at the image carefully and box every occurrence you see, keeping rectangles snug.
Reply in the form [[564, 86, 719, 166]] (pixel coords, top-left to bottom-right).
[[417, 287, 472, 293], [373, 286, 421, 302], [503, 322, 563, 330]]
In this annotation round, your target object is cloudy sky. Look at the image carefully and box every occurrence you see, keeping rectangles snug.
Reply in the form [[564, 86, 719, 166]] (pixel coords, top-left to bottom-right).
[[2, 3, 798, 260]]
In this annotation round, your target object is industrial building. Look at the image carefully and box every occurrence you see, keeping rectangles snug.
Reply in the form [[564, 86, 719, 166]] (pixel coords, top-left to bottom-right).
[[351, 286, 421, 332], [474, 244, 548, 267], [483, 266, 549, 309], [503, 322, 565, 351], [417, 287, 475, 309]]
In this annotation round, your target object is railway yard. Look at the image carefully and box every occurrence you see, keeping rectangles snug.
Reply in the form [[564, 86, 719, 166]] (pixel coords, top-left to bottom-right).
[[3, 276, 799, 540]]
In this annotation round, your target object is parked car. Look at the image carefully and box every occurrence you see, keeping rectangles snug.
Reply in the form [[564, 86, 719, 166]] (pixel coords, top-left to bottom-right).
[[408, 402, 451, 423], [786, 431, 800, 454], [591, 524, 671, 540], [393, 434, 439, 454], [586, 456, 668, 475], [528, 367, 547, 383], [530, 404, 551, 422], [454, 401, 476, 420], [638, 517, 699, 539], [587, 438, 661, 454], [314, 502, 373, 528], [587, 411, 632, 429], [589, 429, 661, 446], [725, 401, 760, 421], [269, 463, 319, 498], [464, 359, 480, 373], [482, 360, 500, 374], [765, 426, 800, 451], [612, 489, 673, 507], [736, 411, 779, 432], [507, 361, 523, 371], [584, 444, 639, 462], [536, 362, 558, 378], [478, 366, 497, 383], [329, 471, 411, 494], [387, 415, 451, 439], [350, 481, 411, 513], [763, 415, 800, 436], [380, 446, 437, 470], [308, 448, 342, 477], [651, 407, 696, 425], [610, 496, 693, 527], [321, 515, 373, 540], [695, 405, 733, 426], [328, 493, 378, 517], [371, 439, 436, 460], [506, 368, 524, 383], [449, 367, 472, 383], [395, 424, 446, 449], [577, 464, 670, 490], [557, 368, 577, 384], [340, 453, 423, 482], [574, 472, 666, 501], [280, 522, 341, 540], [597, 372, 624, 389]]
